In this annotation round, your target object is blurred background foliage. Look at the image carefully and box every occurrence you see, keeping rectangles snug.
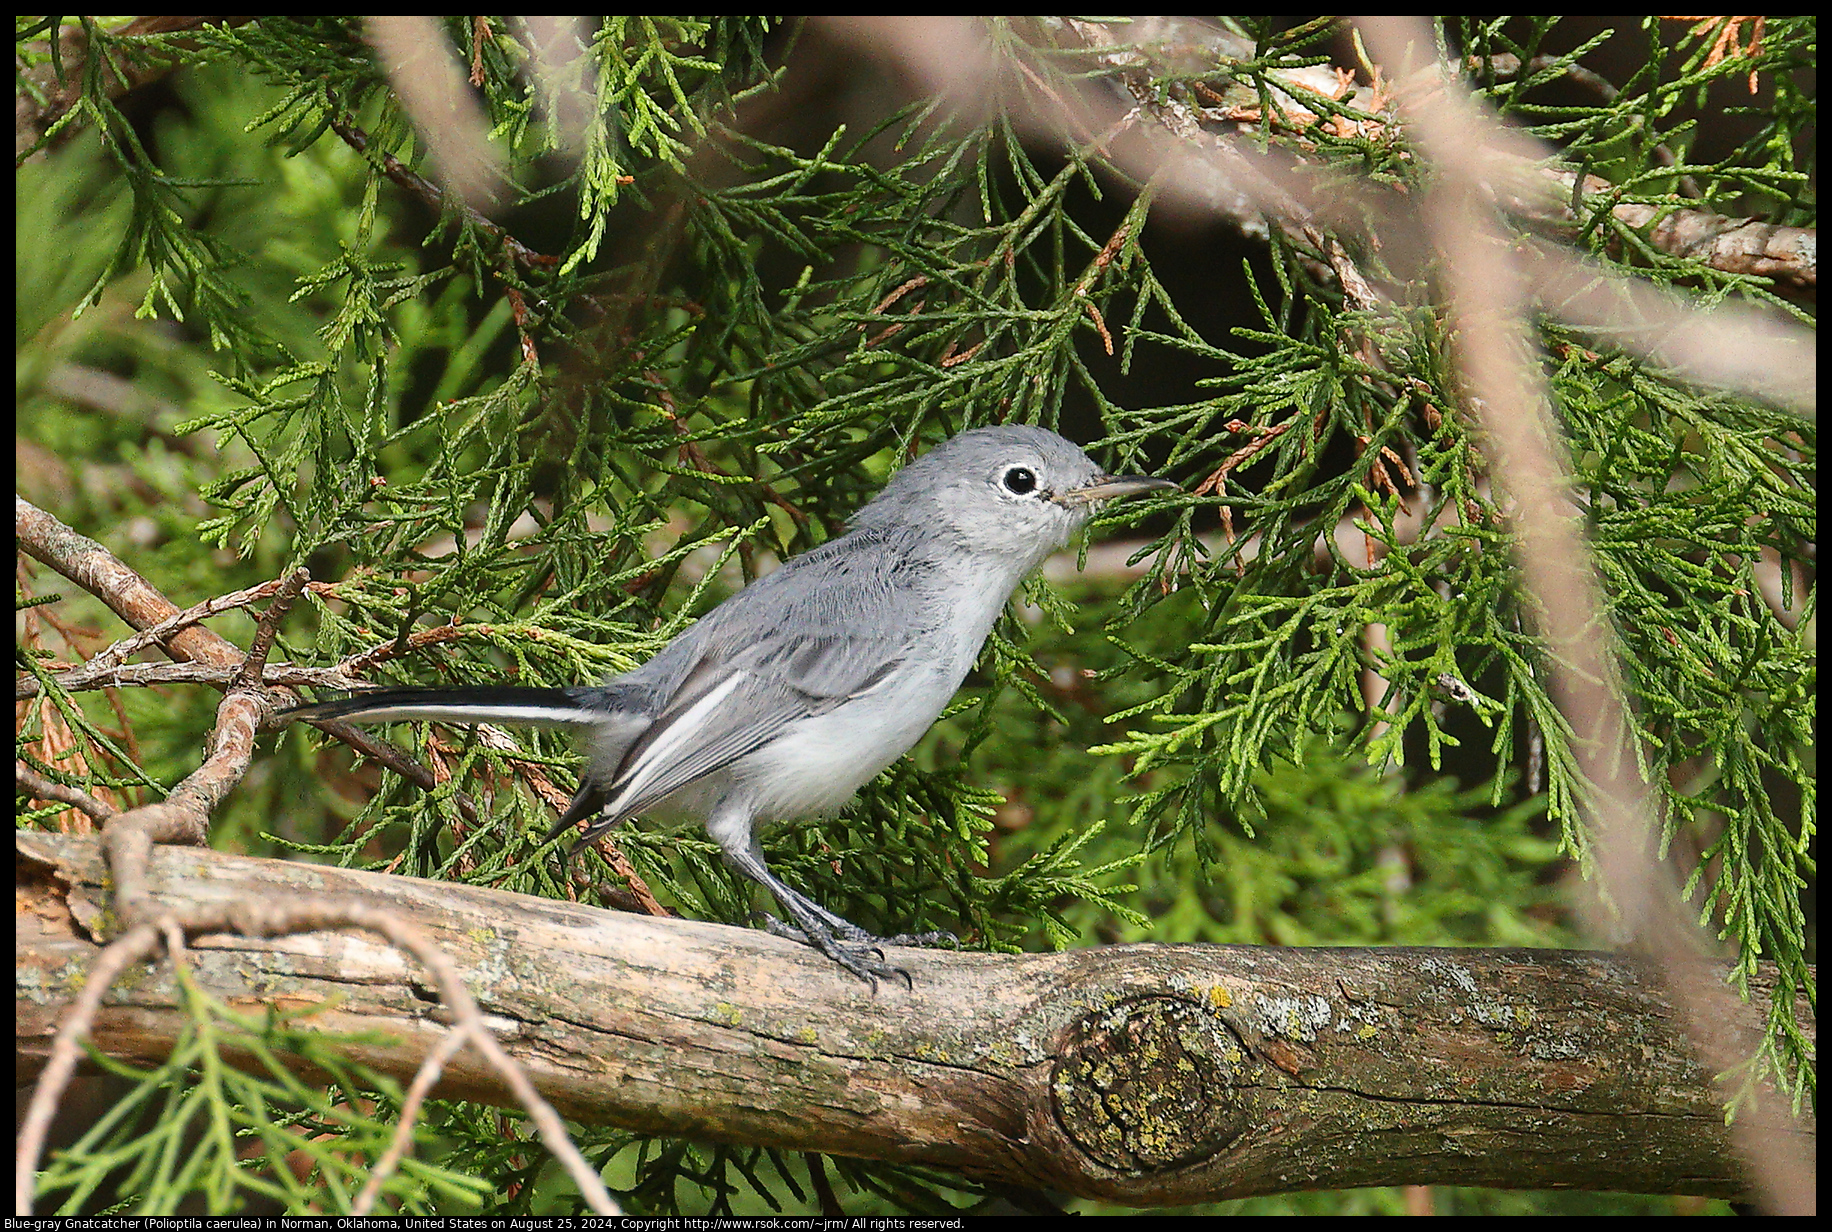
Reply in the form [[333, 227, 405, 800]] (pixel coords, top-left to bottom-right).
[[16, 14, 1811, 1216]]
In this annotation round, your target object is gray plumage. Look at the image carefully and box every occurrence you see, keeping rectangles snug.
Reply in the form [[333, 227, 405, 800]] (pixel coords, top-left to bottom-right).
[[289, 424, 1175, 984]]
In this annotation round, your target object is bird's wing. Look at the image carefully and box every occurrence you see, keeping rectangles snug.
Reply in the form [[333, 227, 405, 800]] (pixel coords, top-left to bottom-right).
[[595, 532, 930, 820]]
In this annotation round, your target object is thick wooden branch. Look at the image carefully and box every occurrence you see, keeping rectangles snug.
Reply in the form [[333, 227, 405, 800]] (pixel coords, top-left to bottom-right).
[[17, 831, 1810, 1205]]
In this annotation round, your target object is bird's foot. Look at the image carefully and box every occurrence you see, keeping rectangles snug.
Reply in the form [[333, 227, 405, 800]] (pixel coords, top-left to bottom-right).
[[764, 913, 956, 948], [878, 928, 959, 948], [760, 914, 957, 989]]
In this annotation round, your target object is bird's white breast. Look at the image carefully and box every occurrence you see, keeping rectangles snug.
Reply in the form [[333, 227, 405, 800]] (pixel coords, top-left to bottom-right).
[[732, 654, 966, 821]]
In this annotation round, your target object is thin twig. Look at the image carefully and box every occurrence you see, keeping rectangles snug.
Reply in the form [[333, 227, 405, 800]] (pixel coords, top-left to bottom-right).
[[16, 922, 163, 1215], [354, 1025, 479, 1214], [18, 659, 366, 700], [1360, 15, 1813, 1213], [231, 567, 310, 692], [326, 112, 554, 273], [73, 575, 324, 682], [15, 896, 622, 1214], [15, 764, 117, 823], [337, 621, 474, 679]]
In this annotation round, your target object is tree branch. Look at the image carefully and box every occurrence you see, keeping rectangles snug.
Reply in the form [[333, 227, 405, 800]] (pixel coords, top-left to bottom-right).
[[19, 831, 1811, 1206]]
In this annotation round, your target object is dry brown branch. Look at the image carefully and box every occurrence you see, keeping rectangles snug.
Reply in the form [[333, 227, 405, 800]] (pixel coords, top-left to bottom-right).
[[1536, 167, 1814, 291], [18, 831, 1813, 1206], [336, 620, 477, 677], [14, 562, 611, 1210], [15, 764, 116, 824], [15, 496, 497, 828], [15, 917, 163, 1216], [1054, 17, 1813, 295], [1057, 20, 1814, 408], [356, 1024, 477, 1213], [1041, 20, 1819, 413], [14, 499, 615, 1212], [17, 496, 252, 671], [14, 571, 352, 700], [230, 566, 309, 691], [822, 17, 1814, 417]]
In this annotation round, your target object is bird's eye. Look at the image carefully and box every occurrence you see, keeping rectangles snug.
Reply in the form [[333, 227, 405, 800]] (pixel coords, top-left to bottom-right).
[[1002, 466, 1038, 495]]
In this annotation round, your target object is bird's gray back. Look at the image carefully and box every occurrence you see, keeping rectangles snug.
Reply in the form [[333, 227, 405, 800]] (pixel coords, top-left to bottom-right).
[[639, 522, 950, 700]]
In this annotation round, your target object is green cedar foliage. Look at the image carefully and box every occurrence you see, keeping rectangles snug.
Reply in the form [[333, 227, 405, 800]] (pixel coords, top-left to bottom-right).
[[16, 15, 1808, 1216]]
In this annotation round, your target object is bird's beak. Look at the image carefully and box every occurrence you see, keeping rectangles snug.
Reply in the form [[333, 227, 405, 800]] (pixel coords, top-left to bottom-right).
[[1057, 473, 1179, 507]]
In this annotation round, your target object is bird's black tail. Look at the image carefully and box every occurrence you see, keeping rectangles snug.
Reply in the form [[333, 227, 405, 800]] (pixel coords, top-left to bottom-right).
[[286, 686, 596, 729], [290, 686, 623, 852]]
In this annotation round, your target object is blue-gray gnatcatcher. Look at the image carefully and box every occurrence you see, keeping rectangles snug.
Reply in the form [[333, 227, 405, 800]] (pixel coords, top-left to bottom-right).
[[289, 425, 1176, 983]]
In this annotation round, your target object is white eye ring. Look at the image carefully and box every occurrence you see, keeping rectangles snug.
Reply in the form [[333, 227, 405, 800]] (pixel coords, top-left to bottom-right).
[[1002, 466, 1038, 495]]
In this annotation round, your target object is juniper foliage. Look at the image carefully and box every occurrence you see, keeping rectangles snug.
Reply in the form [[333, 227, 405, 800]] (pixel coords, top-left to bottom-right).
[[16, 15, 1811, 1216]]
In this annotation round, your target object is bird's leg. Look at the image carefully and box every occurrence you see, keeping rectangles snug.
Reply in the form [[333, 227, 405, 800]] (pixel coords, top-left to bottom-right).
[[722, 839, 954, 987]]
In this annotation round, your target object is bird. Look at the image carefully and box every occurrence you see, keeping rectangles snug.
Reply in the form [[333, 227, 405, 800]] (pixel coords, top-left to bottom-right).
[[288, 424, 1177, 984]]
